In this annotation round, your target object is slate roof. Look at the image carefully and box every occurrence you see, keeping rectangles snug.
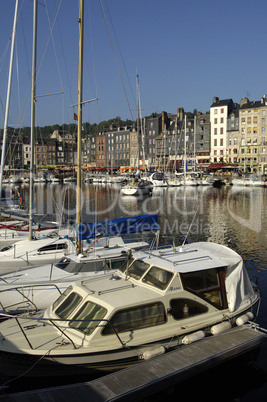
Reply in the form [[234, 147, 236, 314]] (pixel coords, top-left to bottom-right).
[[210, 98, 234, 108], [239, 100, 263, 110]]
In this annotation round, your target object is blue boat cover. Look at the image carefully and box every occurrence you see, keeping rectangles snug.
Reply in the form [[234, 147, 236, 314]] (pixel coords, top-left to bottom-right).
[[77, 214, 159, 241]]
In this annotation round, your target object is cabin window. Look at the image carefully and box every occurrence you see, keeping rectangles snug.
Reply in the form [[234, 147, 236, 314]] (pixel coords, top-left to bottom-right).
[[170, 298, 208, 320], [119, 257, 150, 280], [69, 301, 107, 335], [55, 291, 82, 319], [37, 242, 68, 253], [52, 285, 73, 310], [102, 302, 166, 335], [180, 267, 227, 309], [142, 266, 173, 290]]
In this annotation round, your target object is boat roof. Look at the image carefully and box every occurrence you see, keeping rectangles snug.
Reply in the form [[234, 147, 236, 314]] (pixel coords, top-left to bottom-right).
[[128, 241, 239, 273]]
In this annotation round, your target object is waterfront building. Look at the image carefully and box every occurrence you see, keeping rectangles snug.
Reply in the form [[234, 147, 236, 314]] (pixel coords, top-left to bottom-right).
[[96, 133, 106, 168], [105, 126, 131, 170], [226, 109, 239, 166], [129, 128, 139, 168], [239, 97, 267, 173], [146, 111, 169, 169], [210, 97, 235, 163]]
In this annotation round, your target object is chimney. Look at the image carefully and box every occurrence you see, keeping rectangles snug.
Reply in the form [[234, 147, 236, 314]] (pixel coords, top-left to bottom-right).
[[240, 97, 249, 107], [213, 96, 219, 104], [161, 111, 168, 132], [177, 107, 184, 121]]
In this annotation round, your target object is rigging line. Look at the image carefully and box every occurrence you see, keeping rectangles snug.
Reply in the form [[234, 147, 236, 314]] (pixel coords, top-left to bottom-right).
[[99, 0, 133, 121], [44, 0, 64, 92], [86, 1, 101, 123], [103, 0, 136, 109], [36, 0, 63, 88], [54, 2, 78, 123], [0, 40, 11, 73]]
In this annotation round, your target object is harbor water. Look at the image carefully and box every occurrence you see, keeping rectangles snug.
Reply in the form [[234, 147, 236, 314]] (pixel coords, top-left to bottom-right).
[[1, 181, 267, 400]]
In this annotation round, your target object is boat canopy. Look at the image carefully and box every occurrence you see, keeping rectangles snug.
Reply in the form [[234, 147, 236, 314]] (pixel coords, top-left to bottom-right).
[[76, 214, 159, 241], [193, 242, 255, 313]]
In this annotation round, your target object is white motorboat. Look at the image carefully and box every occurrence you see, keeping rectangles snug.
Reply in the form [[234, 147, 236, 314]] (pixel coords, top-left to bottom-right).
[[121, 180, 152, 196], [232, 174, 265, 187], [0, 241, 260, 377], [0, 236, 149, 313], [150, 172, 169, 187]]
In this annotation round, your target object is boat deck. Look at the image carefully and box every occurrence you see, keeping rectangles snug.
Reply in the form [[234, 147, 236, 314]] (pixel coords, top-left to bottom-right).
[[3, 324, 267, 401]]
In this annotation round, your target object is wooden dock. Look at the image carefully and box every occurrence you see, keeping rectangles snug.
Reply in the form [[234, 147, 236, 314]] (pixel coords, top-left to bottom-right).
[[3, 325, 267, 401]]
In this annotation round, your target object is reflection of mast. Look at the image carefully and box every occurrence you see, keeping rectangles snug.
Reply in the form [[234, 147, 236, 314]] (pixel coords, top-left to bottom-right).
[[0, 0, 19, 199]]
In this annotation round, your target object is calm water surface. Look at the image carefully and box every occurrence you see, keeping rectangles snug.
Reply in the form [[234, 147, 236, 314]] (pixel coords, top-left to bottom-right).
[[2, 182, 267, 400]]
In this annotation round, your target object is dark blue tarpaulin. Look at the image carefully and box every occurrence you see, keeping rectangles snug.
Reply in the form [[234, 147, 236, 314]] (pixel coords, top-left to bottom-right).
[[77, 214, 159, 241]]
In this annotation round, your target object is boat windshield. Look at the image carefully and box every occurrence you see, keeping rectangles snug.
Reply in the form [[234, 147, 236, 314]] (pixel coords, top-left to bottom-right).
[[55, 256, 127, 273], [55, 257, 72, 270], [69, 301, 107, 335], [54, 291, 83, 319], [119, 257, 150, 280], [142, 266, 174, 290]]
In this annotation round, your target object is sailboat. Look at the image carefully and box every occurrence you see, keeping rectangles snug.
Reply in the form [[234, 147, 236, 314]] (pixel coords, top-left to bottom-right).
[[180, 115, 198, 186], [0, 3, 158, 280], [0, 1, 68, 256], [120, 75, 152, 196]]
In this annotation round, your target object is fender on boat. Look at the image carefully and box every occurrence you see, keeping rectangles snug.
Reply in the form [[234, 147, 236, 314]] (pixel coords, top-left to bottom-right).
[[211, 321, 231, 335]]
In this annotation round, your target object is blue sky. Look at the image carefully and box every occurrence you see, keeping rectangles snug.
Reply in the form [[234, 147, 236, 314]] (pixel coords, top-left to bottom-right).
[[1, 0, 267, 128]]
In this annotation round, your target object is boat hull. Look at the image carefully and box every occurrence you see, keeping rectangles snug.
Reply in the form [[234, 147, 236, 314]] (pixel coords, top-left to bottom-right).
[[0, 301, 259, 378]]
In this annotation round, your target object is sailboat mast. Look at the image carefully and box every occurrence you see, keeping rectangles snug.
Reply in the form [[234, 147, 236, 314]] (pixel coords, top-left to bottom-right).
[[76, 0, 84, 254], [194, 115, 196, 172], [0, 0, 19, 199], [136, 74, 140, 169], [29, 0, 38, 240], [184, 114, 187, 179]]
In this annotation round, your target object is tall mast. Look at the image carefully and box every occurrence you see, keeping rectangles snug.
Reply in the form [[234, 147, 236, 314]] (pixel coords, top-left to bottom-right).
[[136, 74, 140, 169], [193, 115, 196, 172], [76, 0, 84, 254], [29, 0, 38, 240], [0, 0, 19, 199], [184, 115, 187, 179]]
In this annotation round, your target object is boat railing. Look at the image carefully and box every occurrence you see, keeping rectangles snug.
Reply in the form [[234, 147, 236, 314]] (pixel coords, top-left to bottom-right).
[[0, 283, 64, 314], [0, 313, 126, 350]]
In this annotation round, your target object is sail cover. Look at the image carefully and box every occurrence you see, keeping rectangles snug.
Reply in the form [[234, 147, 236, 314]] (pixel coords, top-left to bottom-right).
[[77, 214, 159, 241]]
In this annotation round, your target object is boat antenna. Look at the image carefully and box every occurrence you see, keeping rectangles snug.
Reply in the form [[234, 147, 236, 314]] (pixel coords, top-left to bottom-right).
[[180, 205, 199, 249]]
